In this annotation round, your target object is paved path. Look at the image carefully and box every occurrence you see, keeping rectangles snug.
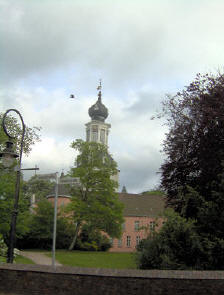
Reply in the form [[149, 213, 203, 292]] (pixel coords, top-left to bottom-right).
[[20, 251, 62, 266]]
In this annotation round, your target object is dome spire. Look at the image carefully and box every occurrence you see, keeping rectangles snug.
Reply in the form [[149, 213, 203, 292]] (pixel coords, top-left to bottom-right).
[[88, 79, 108, 122], [97, 79, 102, 102]]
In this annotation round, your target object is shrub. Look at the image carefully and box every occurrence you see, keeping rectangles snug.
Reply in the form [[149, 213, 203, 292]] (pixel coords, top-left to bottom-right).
[[0, 234, 7, 259]]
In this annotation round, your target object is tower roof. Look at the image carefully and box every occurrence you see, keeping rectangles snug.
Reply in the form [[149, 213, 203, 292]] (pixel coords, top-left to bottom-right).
[[88, 81, 108, 122]]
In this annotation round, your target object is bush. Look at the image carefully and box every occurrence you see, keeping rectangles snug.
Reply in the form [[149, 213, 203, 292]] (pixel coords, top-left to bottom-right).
[[75, 225, 111, 252], [0, 234, 7, 258], [136, 210, 206, 270]]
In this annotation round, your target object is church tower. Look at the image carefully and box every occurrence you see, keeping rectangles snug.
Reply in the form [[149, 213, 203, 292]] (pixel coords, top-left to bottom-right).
[[85, 81, 111, 146], [85, 81, 119, 189]]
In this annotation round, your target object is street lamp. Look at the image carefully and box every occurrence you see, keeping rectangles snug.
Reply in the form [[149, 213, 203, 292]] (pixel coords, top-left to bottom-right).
[[0, 109, 25, 263]]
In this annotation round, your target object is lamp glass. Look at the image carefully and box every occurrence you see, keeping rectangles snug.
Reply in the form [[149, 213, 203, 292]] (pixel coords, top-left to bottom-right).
[[1, 154, 15, 168]]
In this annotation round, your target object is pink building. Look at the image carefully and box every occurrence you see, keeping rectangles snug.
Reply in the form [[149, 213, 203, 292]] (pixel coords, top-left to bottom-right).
[[47, 189, 165, 252], [108, 193, 165, 252]]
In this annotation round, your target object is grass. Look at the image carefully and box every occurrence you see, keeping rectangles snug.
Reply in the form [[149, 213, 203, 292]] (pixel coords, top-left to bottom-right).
[[0, 255, 34, 264], [49, 250, 137, 269], [14, 255, 34, 264], [0, 256, 6, 263]]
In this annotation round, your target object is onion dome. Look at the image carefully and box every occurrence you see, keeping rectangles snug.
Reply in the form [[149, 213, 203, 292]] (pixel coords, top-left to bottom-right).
[[88, 90, 108, 122]]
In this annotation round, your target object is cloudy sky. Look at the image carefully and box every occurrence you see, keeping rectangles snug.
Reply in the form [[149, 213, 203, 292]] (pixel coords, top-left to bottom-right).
[[1, 0, 224, 193]]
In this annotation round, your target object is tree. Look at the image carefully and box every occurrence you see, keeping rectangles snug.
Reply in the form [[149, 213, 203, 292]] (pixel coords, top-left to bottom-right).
[[67, 139, 124, 250], [150, 72, 224, 269], [160, 72, 224, 212]]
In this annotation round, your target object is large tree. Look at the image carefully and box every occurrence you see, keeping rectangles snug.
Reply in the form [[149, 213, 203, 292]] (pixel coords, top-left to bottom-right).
[[138, 72, 224, 270], [160, 72, 224, 214], [67, 139, 124, 250], [139, 72, 224, 270]]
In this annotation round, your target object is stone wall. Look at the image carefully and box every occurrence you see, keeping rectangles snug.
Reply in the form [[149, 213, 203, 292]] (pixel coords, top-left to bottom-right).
[[0, 264, 224, 295]]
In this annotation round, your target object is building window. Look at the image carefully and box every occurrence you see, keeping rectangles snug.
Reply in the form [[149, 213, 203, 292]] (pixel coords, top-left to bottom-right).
[[122, 222, 125, 231], [118, 239, 122, 247], [150, 221, 155, 231], [134, 221, 140, 231], [126, 236, 131, 247], [110, 238, 113, 246], [136, 236, 141, 246], [100, 129, 106, 144]]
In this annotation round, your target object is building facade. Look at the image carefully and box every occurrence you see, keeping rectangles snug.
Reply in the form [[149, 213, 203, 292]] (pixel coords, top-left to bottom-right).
[[47, 189, 165, 252]]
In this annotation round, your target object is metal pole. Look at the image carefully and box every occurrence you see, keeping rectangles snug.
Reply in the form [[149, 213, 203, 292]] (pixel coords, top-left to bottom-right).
[[52, 172, 58, 269], [2, 109, 26, 264]]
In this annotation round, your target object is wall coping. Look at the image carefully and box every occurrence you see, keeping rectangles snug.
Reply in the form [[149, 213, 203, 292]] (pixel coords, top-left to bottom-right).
[[0, 264, 224, 280]]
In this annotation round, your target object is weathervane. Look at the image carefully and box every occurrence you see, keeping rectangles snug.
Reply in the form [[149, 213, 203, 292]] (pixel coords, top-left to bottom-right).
[[97, 79, 102, 91], [97, 79, 102, 101]]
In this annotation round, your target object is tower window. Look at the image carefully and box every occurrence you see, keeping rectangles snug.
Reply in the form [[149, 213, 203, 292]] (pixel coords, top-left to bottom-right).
[[86, 129, 90, 142], [92, 131, 98, 142], [100, 129, 106, 143], [92, 126, 98, 142]]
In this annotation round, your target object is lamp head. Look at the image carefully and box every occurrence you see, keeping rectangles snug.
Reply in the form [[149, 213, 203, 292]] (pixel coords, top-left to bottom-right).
[[0, 141, 19, 168]]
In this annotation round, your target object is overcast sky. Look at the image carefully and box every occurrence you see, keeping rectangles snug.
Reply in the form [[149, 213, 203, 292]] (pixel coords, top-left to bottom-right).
[[1, 0, 224, 193]]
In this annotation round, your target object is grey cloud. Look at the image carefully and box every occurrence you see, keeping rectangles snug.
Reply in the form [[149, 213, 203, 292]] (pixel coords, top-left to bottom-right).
[[2, 0, 224, 193], [124, 90, 164, 117], [117, 147, 163, 193]]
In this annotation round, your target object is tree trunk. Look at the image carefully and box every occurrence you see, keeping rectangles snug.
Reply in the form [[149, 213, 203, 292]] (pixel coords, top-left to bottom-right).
[[68, 222, 81, 251]]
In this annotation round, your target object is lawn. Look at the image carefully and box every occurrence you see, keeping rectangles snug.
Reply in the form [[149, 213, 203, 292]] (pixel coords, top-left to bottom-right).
[[0, 255, 34, 264], [15, 255, 34, 264], [51, 250, 137, 269]]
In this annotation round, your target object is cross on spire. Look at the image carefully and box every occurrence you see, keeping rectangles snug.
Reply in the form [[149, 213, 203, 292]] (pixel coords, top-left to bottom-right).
[[97, 79, 102, 91], [97, 79, 102, 101]]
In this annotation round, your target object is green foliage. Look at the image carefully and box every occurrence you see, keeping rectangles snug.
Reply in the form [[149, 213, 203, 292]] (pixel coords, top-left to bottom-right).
[[0, 112, 41, 245], [23, 175, 55, 202], [160, 72, 224, 212], [18, 199, 74, 250], [0, 172, 31, 241], [137, 210, 205, 270], [67, 140, 124, 250], [75, 224, 111, 252], [145, 72, 224, 270], [0, 234, 7, 258], [0, 112, 41, 156]]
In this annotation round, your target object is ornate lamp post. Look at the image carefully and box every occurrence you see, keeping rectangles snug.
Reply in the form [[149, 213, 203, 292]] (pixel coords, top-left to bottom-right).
[[0, 109, 25, 263]]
